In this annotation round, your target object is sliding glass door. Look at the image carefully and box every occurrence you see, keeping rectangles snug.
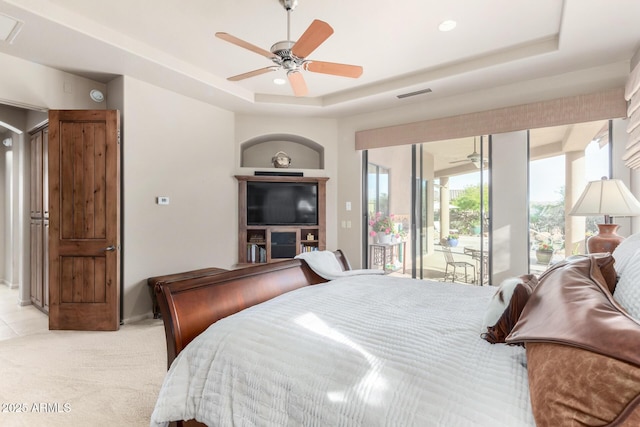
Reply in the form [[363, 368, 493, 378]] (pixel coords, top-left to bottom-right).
[[363, 121, 615, 283], [528, 120, 610, 273], [425, 136, 489, 284], [364, 137, 490, 283]]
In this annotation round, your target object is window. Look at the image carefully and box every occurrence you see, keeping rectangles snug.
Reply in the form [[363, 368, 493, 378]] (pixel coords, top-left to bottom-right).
[[367, 163, 389, 216]]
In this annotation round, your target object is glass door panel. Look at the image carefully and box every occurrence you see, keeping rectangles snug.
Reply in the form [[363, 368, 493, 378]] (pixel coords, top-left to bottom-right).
[[366, 145, 412, 274], [365, 137, 490, 283], [432, 136, 489, 285], [528, 120, 610, 273]]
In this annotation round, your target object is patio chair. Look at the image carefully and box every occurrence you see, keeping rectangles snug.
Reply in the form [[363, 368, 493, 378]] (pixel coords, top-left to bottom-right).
[[442, 247, 476, 284], [464, 247, 488, 285]]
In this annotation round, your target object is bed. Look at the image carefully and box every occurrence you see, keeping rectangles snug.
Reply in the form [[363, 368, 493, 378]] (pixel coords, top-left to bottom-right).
[[150, 243, 640, 427]]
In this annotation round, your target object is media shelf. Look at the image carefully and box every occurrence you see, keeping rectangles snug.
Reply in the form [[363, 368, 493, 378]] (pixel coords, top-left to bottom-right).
[[236, 175, 328, 264]]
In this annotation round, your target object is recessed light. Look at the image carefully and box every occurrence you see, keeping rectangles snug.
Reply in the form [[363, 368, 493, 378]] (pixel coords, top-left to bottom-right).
[[273, 78, 287, 85], [89, 89, 105, 102], [438, 20, 457, 32]]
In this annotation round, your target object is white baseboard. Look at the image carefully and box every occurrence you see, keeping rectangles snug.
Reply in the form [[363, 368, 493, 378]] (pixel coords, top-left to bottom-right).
[[121, 311, 155, 325], [1, 280, 18, 289]]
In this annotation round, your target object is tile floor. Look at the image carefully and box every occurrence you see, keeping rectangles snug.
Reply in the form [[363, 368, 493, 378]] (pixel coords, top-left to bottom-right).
[[0, 285, 48, 341]]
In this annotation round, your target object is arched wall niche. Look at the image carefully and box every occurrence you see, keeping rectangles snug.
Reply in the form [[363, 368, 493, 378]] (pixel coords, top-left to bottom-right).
[[240, 133, 324, 169]]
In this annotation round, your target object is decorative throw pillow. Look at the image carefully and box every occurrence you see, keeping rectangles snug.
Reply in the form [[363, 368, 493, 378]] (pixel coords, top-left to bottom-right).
[[613, 249, 640, 321], [481, 274, 537, 344], [597, 252, 619, 294], [612, 232, 640, 276], [526, 342, 640, 426], [566, 253, 618, 293]]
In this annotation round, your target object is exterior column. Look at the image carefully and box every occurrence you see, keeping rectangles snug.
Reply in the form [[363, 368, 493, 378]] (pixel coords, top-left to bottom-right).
[[440, 176, 450, 242], [565, 151, 586, 255]]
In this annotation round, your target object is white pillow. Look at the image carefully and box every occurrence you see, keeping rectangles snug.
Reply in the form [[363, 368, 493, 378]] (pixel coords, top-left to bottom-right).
[[613, 249, 640, 321], [612, 232, 640, 276], [481, 277, 525, 330]]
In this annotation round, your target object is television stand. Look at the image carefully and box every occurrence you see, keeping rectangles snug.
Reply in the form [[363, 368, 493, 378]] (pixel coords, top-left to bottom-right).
[[271, 231, 297, 259], [235, 175, 328, 265]]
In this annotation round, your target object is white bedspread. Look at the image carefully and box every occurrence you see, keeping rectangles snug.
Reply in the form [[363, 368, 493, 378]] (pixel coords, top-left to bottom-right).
[[151, 275, 534, 427]]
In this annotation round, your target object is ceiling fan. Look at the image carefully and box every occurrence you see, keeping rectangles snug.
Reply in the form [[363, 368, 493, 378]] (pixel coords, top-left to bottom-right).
[[215, 0, 363, 97], [450, 138, 488, 168]]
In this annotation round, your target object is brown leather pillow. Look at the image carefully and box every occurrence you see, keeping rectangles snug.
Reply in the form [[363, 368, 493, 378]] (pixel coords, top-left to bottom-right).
[[481, 274, 537, 344], [561, 253, 617, 293], [507, 254, 640, 426], [597, 254, 618, 293], [526, 342, 640, 427]]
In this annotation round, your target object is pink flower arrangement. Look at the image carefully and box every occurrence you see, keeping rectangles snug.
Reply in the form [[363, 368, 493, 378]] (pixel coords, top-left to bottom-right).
[[368, 212, 396, 236]]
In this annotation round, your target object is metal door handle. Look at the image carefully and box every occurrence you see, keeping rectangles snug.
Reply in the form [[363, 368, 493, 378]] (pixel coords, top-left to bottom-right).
[[104, 245, 115, 252]]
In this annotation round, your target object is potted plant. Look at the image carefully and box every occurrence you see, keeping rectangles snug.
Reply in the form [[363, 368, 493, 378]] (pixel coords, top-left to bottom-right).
[[532, 230, 564, 264], [535, 241, 554, 264], [369, 212, 397, 244], [444, 234, 459, 247]]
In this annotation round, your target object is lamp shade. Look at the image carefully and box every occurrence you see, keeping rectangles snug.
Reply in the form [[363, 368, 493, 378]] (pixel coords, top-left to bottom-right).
[[569, 179, 640, 217]]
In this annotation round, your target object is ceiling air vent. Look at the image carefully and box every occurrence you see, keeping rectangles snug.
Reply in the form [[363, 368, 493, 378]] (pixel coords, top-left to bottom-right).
[[0, 13, 23, 44], [397, 88, 432, 99]]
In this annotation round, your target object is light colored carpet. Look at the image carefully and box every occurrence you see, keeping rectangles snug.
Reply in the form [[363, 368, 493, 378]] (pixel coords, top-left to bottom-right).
[[0, 318, 167, 427]]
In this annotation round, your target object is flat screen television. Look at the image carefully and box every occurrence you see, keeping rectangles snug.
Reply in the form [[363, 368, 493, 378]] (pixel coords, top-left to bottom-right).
[[247, 181, 318, 225]]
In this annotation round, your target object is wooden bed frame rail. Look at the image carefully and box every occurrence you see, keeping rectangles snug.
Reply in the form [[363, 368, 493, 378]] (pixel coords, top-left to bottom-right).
[[155, 250, 351, 368]]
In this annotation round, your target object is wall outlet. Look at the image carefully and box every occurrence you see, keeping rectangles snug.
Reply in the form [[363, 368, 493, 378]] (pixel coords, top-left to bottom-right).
[[157, 196, 170, 205]]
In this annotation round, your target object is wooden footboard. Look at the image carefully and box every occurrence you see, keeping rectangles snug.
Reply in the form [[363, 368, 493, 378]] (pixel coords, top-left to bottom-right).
[[155, 250, 350, 368]]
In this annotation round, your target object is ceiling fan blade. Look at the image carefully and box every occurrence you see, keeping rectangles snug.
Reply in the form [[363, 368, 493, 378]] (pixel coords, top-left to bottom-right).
[[449, 159, 470, 164], [291, 19, 334, 58], [228, 67, 278, 81], [215, 32, 276, 59], [287, 71, 308, 97], [304, 60, 363, 78]]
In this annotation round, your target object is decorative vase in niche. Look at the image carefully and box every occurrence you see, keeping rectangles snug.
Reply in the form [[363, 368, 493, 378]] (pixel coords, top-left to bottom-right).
[[378, 233, 392, 244], [272, 151, 291, 168]]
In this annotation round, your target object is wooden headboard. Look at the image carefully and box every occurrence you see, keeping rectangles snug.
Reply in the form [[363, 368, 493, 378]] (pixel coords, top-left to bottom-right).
[[155, 250, 351, 368]]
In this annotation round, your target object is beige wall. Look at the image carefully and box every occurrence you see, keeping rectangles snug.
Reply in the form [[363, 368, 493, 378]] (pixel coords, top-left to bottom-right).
[[0, 103, 28, 289], [114, 76, 236, 322], [490, 131, 530, 283], [235, 114, 339, 252], [0, 52, 106, 111]]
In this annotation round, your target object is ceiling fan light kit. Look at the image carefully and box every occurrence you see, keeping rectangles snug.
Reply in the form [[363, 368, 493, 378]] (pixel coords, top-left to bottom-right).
[[450, 137, 488, 168], [215, 0, 363, 97]]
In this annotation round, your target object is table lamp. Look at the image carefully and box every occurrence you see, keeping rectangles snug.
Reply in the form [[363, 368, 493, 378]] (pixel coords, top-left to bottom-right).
[[569, 178, 640, 253]]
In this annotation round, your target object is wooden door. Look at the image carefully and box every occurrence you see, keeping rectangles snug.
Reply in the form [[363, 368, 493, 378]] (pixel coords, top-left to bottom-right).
[[30, 219, 43, 307], [48, 110, 120, 331]]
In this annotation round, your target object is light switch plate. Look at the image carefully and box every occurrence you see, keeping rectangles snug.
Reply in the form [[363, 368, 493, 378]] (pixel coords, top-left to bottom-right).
[[157, 196, 170, 205]]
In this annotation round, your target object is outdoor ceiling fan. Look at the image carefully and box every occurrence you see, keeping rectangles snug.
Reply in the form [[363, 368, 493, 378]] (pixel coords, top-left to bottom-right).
[[450, 137, 488, 169], [215, 0, 363, 97]]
